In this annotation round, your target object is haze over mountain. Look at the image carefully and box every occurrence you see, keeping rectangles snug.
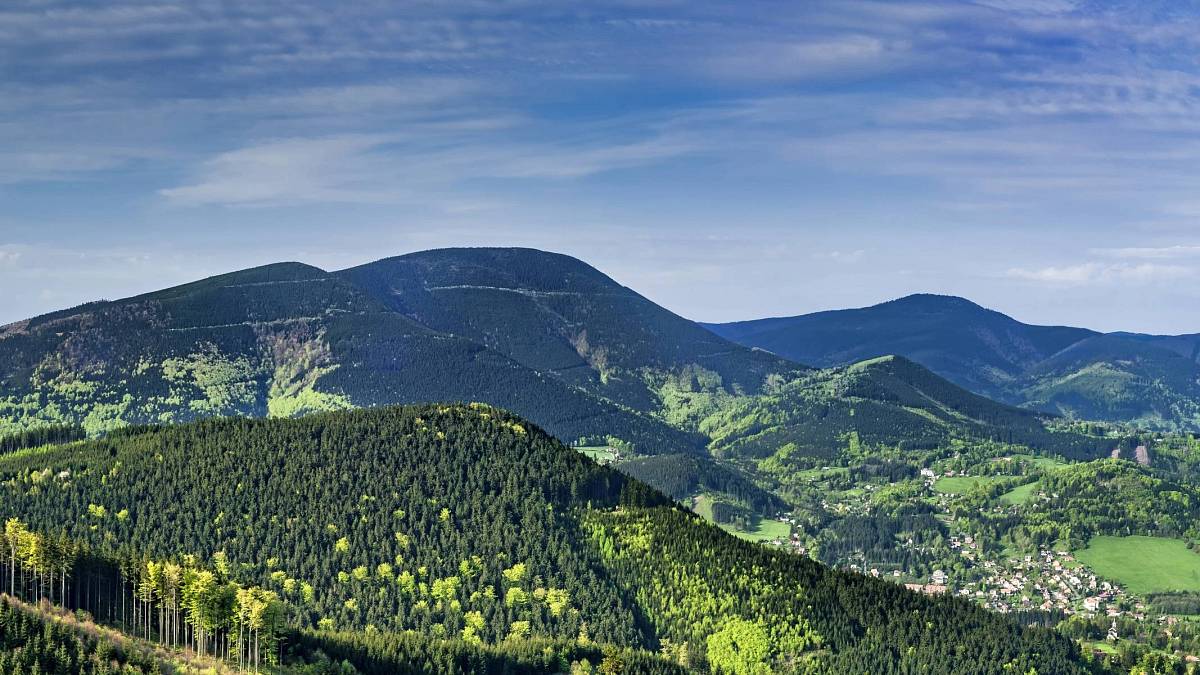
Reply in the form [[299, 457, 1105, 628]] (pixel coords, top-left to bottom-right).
[[707, 294, 1200, 432]]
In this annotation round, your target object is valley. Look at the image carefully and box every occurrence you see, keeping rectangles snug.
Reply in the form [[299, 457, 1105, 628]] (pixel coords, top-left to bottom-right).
[[1, 248, 1198, 673]]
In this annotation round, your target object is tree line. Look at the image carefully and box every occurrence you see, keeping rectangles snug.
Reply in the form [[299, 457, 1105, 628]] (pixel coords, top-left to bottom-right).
[[2, 518, 286, 671]]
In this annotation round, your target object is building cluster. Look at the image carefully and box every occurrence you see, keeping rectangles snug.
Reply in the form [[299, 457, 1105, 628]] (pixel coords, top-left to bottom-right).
[[947, 550, 1134, 617]]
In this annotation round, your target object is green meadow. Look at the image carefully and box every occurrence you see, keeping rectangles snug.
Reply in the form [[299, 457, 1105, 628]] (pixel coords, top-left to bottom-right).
[[1076, 536, 1200, 595]]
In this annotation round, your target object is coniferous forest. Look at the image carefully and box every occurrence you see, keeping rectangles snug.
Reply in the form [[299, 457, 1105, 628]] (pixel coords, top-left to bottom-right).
[[0, 405, 1098, 673]]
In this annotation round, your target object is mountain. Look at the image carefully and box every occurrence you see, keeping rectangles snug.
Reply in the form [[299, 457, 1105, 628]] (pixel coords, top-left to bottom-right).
[[0, 250, 1113, 467], [0, 404, 1094, 673], [708, 294, 1200, 431], [706, 294, 1096, 400], [0, 259, 701, 455], [338, 248, 793, 410], [699, 355, 1110, 463], [1019, 334, 1200, 428]]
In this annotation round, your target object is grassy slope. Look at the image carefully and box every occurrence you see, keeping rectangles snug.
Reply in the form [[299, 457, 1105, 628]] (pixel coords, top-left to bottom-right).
[[1076, 536, 1200, 595], [999, 481, 1040, 504], [933, 475, 1009, 495]]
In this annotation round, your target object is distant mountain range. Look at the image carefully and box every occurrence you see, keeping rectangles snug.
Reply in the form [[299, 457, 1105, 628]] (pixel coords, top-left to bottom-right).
[[706, 293, 1200, 432], [0, 249, 1111, 462]]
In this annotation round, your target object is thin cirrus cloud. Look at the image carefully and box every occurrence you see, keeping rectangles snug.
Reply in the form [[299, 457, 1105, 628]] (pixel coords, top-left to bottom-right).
[[160, 129, 704, 207], [1090, 245, 1200, 260], [159, 135, 409, 207], [702, 35, 909, 81], [1006, 262, 1194, 285]]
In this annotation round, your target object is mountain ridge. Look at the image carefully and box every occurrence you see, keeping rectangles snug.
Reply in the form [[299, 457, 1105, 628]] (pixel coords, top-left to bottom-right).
[[0, 250, 1113, 466], [706, 293, 1200, 431]]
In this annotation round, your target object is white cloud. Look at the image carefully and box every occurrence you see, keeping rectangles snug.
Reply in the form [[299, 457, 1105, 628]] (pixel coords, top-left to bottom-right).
[[1090, 245, 1200, 260], [1006, 262, 1194, 285], [161, 128, 702, 207], [814, 249, 866, 264], [972, 0, 1078, 15], [705, 35, 907, 81], [160, 135, 405, 207]]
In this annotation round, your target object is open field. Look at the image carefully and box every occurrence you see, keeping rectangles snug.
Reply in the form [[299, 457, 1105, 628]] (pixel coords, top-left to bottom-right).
[[1000, 481, 1039, 505], [725, 517, 791, 543], [693, 494, 791, 543], [795, 467, 849, 481], [574, 445, 618, 463], [1076, 536, 1200, 595], [933, 475, 1007, 495], [1005, 454, 1068, 470], [693, 493, 716, 520]]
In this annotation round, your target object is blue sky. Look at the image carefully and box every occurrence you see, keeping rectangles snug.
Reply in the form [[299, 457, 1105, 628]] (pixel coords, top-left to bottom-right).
[[2, 0, 1199, 333]]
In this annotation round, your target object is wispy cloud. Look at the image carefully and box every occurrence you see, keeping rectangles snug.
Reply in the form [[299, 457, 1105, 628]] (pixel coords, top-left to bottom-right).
[[813, 249, 867, 264], [160, 128, 702, 207], [1006, 262, 1194, 285], [703, 35, 908, 81], [160, 135, 406, 207], [1090, 245, 1200, 260]]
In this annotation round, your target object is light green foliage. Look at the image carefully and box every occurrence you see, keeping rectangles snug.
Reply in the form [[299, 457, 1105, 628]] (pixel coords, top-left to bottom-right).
[[162, 345, 262, 416], [586, 509, 821, 667], [430, 575, 460, 603], [505, 587, 529, 607], [545, 588, 570, 617], [501, 562, 527, 585], [262, 328, 353, 418], [461, 610, 486, 644], [267, 387, 352, 419], [396, 570, 416, 595], [506, 619, 531, 641], [706, 618, 771, 675]]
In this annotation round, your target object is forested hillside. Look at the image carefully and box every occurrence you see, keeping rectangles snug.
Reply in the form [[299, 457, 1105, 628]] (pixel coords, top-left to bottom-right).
[[1020, 335, 1200, 430], [0, 597, 168, 674], [697, 356, 1113, 462], [0, 259, 699, 455], [0, 249, 1112, 465], [708, 294, 1200, 432], [337, 248, 796, 411], [0, 405, 1096, 673], [706, 294, 1095, 399]]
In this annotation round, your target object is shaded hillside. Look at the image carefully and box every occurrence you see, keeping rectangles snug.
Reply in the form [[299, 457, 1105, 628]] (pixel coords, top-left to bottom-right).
[[0, 405, 1095, 674], [617, 453, 788, 514], [1114, 332, 1200, 363], [709, 294, 1200, 431], [706, 294, 1095, 400], [338, 248, 796, 410], [0, 261, 700, 454], [1020, 334, 1200, 429]]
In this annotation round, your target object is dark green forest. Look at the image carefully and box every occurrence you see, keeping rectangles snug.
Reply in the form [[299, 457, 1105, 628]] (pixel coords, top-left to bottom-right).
[[0, 405, 1099, 673]]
